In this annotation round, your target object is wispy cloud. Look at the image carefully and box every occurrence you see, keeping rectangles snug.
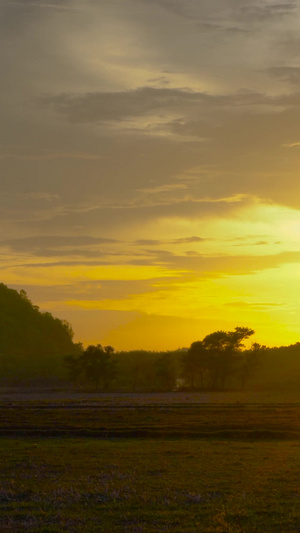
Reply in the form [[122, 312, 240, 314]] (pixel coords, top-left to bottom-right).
[[283, 141, 300, 148], [0, 235, 119, 253], [0, 152, 102, 161], [41, 87, 283, 125], [0, 0, 78, 11], [225, 300, 285, 308], [134, 236, 206, 246]]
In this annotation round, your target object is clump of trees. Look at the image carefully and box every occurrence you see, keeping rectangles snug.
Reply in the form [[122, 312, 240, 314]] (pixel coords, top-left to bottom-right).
[[65, 328, 260, 392], [64, 348, 178, 392], [181, 327, 260, 391], [64, 344, 117, 391], [113, 350, 180, 392]]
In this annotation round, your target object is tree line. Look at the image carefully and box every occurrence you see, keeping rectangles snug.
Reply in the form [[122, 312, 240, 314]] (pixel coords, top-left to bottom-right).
[[64, 326, 261, 392], [0, 284, 299, 391]]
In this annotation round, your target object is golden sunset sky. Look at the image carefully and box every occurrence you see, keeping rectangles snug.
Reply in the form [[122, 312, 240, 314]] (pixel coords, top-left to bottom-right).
[[1, 0, 300, 349]]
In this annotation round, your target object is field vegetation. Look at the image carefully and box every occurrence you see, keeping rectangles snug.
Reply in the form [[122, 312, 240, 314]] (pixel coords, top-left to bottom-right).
[[0, 392, 299, 532], [0, 393, 299, 439], [0, 436, 299, 532]]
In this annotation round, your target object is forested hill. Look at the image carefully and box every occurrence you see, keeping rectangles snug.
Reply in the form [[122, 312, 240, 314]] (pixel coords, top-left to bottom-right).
[[0, 283, 78, 360]]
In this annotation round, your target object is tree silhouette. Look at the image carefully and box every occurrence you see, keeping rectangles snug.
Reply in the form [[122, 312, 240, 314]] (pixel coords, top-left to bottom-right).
[[182, 327, 255, 390], [65, 344, 117, 391], [238, 341, 264, 390], [181, 341, 209, 389]]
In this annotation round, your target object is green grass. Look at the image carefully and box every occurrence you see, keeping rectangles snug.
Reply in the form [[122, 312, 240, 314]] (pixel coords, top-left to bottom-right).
[[0, 392, 299, 531], [0, 438, 299, 532]]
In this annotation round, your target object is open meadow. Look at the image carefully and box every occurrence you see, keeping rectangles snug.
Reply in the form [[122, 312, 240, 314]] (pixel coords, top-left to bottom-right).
[[0, 391, 299, 532]]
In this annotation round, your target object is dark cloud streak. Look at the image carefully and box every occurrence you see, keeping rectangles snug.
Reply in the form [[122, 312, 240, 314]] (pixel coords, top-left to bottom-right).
[[42, 87, 289, 124]]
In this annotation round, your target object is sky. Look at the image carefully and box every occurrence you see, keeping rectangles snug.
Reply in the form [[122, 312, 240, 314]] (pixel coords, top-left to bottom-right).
[[1, 0, 300, 350]]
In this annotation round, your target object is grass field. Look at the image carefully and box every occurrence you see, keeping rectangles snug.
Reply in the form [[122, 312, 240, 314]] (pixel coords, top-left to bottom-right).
[[0, 391, 299, 532]]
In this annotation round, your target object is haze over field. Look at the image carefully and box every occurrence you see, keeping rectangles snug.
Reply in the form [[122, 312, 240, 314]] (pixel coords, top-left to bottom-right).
[[1, 0, 300, 349]]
